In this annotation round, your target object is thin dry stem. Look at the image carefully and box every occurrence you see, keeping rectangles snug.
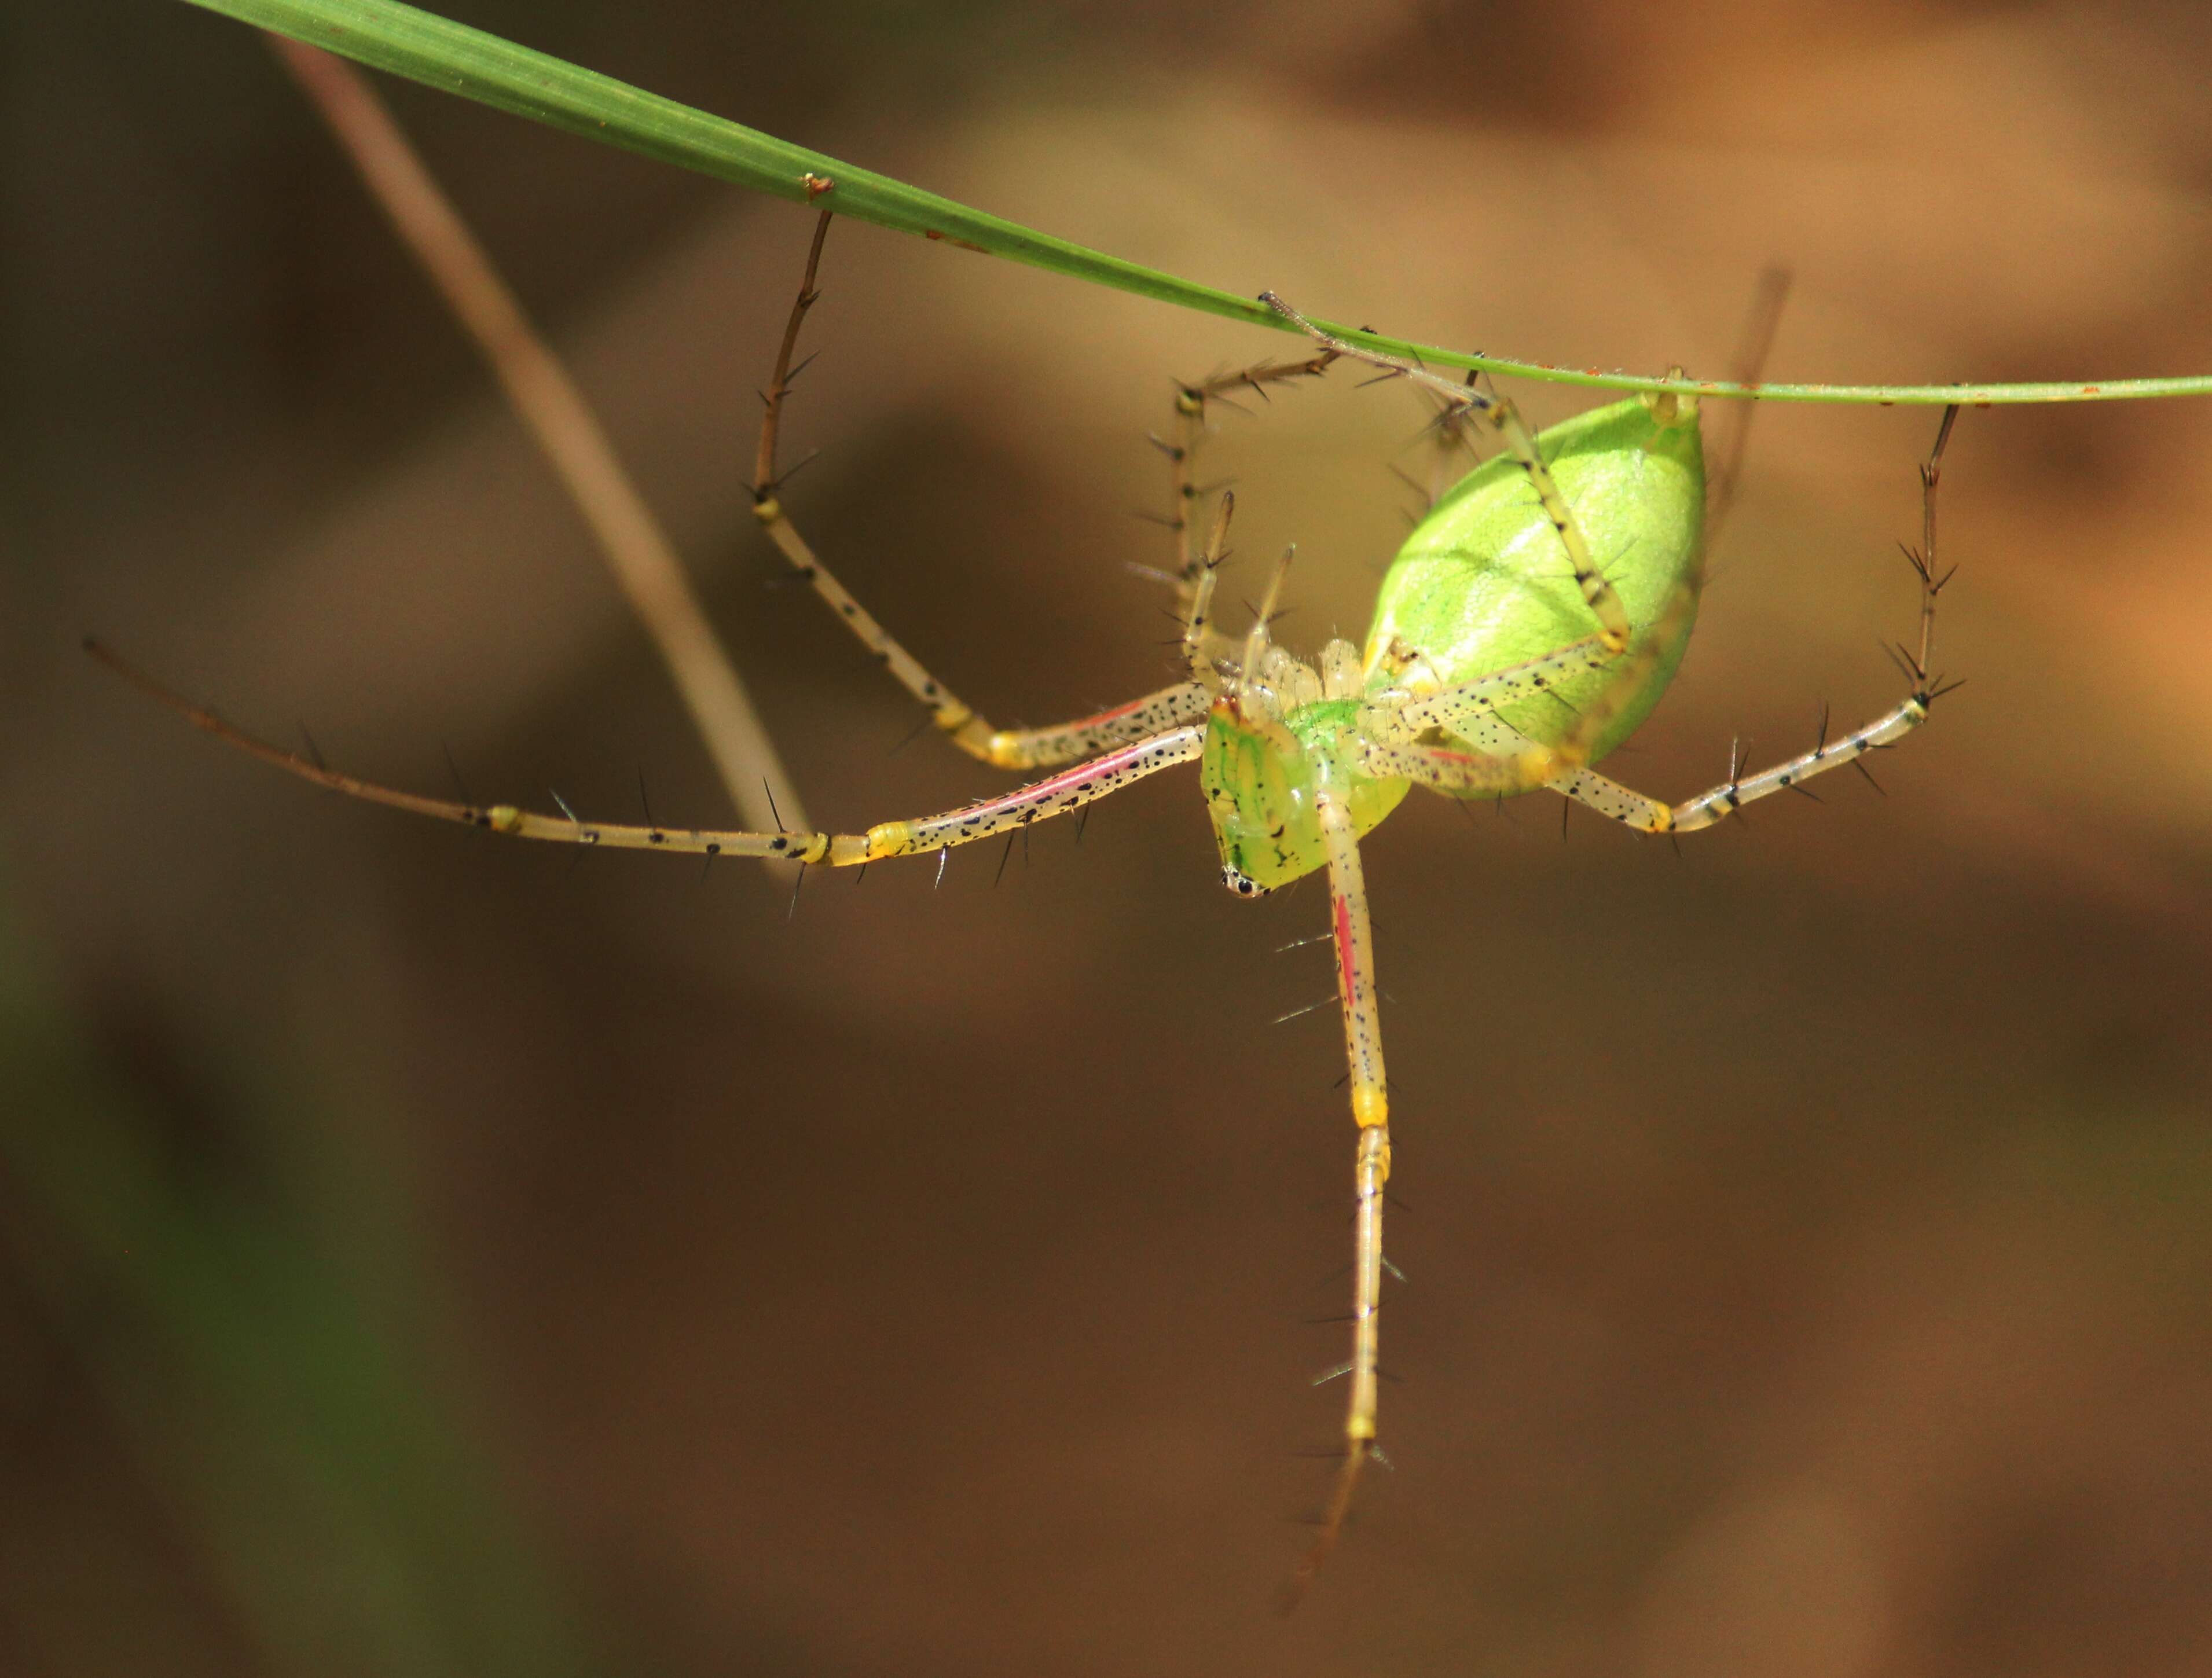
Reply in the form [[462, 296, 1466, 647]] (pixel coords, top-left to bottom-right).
[[270, 36, 808, 844]]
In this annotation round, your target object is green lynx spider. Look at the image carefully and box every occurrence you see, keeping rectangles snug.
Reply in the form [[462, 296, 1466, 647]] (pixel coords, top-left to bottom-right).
[[96, 214, 1960, 1596]]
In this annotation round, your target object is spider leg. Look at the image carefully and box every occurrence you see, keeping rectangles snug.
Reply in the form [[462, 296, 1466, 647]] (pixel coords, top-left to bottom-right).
[[1353, 578, 1701, 795], [1357, 633, 1618, 744], [1286, 771, 1391, 1607], [750, 212, 1212, 772], [1543, 405, 1962, 835], [1160, 351, 1336, 666], [1261, 293, 1637, 655], [86, 641, 1203, 869]]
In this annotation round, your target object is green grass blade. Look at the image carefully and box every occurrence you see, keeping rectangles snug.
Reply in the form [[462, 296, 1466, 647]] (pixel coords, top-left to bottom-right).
[[175, 0, 2212, 407], [178, 1, 1267, 325]]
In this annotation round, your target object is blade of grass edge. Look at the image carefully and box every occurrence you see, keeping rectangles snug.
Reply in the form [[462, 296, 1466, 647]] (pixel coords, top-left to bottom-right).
[[174, 0, 2212, 406]]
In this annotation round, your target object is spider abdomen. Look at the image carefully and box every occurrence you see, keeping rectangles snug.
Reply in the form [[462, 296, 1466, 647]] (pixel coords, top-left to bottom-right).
[[1364, 394, 1707, 769]]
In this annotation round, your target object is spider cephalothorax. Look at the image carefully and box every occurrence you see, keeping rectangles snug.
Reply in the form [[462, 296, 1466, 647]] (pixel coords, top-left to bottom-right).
[[1201, 687, 1403, 896]]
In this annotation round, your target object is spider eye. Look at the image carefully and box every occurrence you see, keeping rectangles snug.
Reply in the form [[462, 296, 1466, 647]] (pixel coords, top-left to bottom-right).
[[1221, 864, 1267, 898]]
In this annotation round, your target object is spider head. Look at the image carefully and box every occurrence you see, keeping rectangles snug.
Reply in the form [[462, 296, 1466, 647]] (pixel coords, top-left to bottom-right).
[[1220, 862, 1268, 898], [1200, 692, 1408, 895]]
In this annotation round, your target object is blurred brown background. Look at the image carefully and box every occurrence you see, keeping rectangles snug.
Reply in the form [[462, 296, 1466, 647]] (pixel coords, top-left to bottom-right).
[[7, 2, 2212, 1674]]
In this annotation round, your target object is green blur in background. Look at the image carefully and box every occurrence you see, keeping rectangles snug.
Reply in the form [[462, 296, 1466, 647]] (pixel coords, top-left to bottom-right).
[[7, 2, 2212, 1674]]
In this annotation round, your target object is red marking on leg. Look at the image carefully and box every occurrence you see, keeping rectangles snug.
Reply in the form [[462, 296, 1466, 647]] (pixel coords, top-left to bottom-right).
[[1071, 694, 1155, 729], [959, 735, 1166, 821], [1333, 893, 1356, 1002]]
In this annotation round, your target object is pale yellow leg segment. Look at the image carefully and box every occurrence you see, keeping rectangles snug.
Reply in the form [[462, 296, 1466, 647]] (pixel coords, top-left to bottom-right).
[[1355, 580, 1701, 794], [753, 213, 1210, 772], [1234, 545, 1308, 760], [89, 641, 1205, 873], [1153, 353, 1337, 688], [1563, 695, 1929, 834], [1287, 776, 1392, 1606], [1551, 405, 1962, 835], [1259, 294, 1635, 653], [1162, 351, 1337, 595], [1357, 735, 1562, 796], [864, 728, 1205, 858], [1180, 493, 1230, 685], [1358, 632, 1617, 744]]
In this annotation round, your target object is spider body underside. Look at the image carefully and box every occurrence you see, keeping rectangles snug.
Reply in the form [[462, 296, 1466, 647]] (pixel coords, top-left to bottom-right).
[[1203, 391, 1706, 895]]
